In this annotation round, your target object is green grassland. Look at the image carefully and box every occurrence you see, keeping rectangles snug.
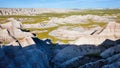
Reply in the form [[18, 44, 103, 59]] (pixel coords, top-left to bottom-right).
[[23, 26, 71, 43]]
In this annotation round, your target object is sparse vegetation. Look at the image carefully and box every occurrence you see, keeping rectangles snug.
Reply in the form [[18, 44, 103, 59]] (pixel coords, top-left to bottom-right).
[[0, 9, 119, 43], [23, 26, 71, 43]]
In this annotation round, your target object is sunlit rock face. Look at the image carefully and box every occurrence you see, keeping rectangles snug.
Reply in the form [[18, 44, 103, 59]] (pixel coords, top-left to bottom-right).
[[0, 29, 16, 43], [0, 18, 22, 29], [7, 27, 34, 38], [9, 37, 36, 47], [71, 22, 120, 45], [0, 19, 34, 44], [49, 26, 101, 40], [98, 22, 120, 37], [71, 35, 117, 45]]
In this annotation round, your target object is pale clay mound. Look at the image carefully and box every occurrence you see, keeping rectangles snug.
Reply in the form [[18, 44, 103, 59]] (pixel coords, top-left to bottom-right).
[[71, 22, 120, 45], [49, 26, 101, 40], [0, 18, 22, 29], [48, 15, 115, 25], [21, 15, 116, 29], [0, 18, 34, 44], [0, 18, 119, 45]]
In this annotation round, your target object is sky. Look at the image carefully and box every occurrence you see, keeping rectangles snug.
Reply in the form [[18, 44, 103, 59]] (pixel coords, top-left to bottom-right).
[[0, 0, 120, 9]]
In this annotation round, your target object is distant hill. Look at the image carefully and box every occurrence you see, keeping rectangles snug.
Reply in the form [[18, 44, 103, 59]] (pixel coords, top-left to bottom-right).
[[0, 8, 74, 16]]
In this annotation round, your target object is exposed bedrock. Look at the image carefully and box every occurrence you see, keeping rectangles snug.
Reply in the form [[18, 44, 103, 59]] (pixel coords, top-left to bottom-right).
[[71, 22, 120, 45], [0, 18, 120, 68]]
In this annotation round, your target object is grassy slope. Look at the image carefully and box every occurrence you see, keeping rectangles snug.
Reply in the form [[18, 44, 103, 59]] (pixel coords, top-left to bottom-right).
[[24, 27, 71, 43]]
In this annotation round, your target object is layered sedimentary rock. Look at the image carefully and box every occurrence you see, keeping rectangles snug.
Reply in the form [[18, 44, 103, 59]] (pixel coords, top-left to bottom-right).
[[0, 29, 15, 43], [0, 18, 34, 44], [8, 27, 34, 38], [71, 22, 120, 45], [49, 26, 101, 40], [0, 18, 22, 29], [9, 37, 36, 47], [98, 22, 120, 37]]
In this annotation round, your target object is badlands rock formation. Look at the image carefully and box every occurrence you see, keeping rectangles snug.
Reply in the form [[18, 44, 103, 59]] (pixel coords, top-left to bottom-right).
[[0, 18, 22, 29], [71, 22, 120, 45], [20, 15, 116, 29], [0, 18, 120, 68], [0, 18, 34, 44], [48, 15, 115, 25], [0, 8, 74, 16], [49, 26, 101, 40]]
